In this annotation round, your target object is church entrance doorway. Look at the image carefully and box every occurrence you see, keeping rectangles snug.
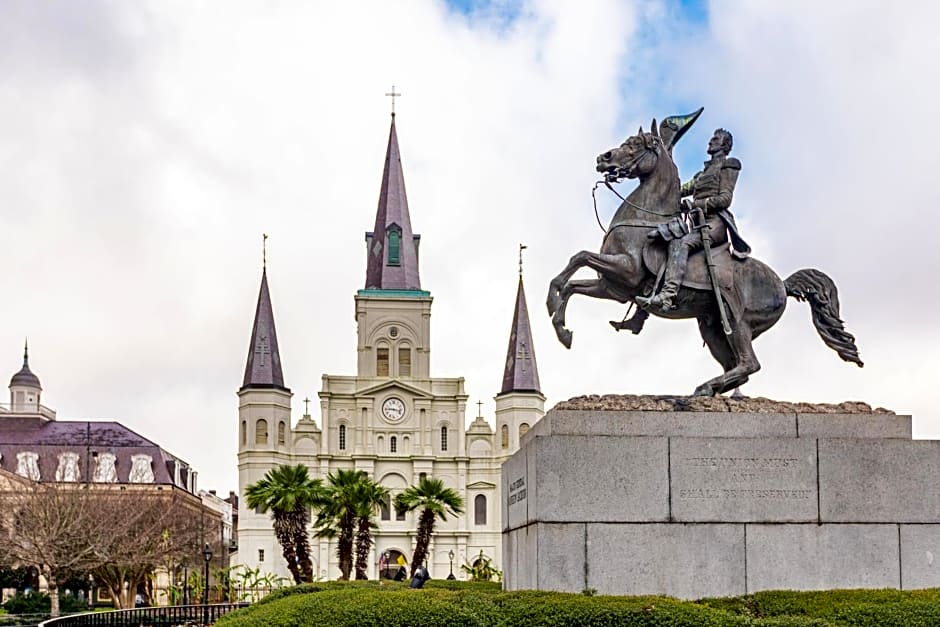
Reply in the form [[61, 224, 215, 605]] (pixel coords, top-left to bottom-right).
[[379, 549, 408, 580]]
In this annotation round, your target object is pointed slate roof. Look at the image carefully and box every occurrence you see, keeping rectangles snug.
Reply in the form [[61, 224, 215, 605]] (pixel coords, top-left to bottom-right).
[[9, 341, 41, 390], [241, 268, 288, 391], [499, 276, 541, 395], [364, 115, 422, 291]]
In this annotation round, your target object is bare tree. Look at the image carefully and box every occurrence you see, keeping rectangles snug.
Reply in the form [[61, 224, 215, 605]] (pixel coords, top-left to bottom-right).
[[91, 488, 208, 609], [0, 483, 102, 617], [0, 483, 219, 616]]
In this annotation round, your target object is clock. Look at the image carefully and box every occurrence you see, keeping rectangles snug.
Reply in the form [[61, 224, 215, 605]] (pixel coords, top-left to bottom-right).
[[381, 397, 406, 423]]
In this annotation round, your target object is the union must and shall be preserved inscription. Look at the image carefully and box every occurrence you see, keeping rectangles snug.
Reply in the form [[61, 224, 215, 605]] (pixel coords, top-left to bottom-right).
[[507, 476, 527, 506], [670, 438, 818, 522]]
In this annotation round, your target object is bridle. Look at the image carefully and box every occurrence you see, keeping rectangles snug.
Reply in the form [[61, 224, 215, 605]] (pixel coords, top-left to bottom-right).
[[592, 142, 679, 234]]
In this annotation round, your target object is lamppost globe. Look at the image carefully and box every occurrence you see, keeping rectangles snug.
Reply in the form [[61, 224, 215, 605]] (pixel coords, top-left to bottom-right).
[[447, 549, 456, 580]]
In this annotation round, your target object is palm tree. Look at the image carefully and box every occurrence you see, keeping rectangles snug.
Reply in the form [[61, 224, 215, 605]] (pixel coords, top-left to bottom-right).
[[394, 476, 464, 576], [244, 464, 322, 584], [312, 469, 373, 580], [353, 481, 389, 580]]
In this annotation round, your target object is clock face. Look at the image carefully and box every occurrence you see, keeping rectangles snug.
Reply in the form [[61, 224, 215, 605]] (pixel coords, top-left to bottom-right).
[[381, 397, 406, 423]]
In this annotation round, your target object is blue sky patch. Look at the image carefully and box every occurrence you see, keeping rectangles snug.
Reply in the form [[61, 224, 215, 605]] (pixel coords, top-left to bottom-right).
[[444, 0, 524, 26]]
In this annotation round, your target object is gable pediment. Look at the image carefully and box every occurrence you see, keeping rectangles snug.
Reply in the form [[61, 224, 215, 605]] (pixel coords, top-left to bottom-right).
[[466, 480, 497, 490], [356, 379, 433, 399]]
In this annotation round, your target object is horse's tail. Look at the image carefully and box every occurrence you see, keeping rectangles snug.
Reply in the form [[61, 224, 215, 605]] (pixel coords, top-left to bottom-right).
[[785, 269, 863, 367]]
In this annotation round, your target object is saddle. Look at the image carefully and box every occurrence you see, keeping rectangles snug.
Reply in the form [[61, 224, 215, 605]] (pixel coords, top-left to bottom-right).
[[642, 241, 744, 320]]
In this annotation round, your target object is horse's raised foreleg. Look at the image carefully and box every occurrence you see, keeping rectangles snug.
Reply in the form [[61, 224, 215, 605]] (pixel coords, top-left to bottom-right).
[[694, 317, 761, 396], [548, 252, 636, 348], [547, 250, 593, 317]]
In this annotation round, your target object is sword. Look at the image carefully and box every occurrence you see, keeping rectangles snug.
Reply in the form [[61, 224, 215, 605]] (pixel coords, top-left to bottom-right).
[[692, 206, 733, 336]]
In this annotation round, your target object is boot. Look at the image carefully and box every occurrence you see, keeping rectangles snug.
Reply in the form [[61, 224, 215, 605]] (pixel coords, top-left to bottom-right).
[[636, 239, 688, 310]]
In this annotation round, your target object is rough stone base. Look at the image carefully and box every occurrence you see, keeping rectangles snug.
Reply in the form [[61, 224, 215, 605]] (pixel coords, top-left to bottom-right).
[[501, 403, 940, 598]]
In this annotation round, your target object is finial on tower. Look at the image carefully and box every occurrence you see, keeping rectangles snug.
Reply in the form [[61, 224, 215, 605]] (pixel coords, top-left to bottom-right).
[[262, 233, 268, 269], [477, 400, 483, 418], [385, 85, 401, 117], [518, 243, 527, 277], [23, 338, 28, 365]]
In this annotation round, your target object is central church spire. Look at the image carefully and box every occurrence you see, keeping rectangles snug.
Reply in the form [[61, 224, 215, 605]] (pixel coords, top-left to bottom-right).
[[364, 114, 422, 291]]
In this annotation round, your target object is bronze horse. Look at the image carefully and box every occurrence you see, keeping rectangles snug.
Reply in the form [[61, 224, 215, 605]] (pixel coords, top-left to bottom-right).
[[546, 113, 862, 396]]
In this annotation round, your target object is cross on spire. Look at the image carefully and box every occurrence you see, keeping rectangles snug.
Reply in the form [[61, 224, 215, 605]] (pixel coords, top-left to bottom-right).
[[385, 85, 401, 116], [519, 243, 527, 277], [255, 335, 270, 367], [263, 233, 268, 269], [477, 400, 483, 418], [516, 341, 531, 373], [303, 397, 311, 416]]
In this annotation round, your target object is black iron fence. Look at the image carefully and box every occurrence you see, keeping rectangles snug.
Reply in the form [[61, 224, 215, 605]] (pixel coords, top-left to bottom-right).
[[37, 603, 248, 627]]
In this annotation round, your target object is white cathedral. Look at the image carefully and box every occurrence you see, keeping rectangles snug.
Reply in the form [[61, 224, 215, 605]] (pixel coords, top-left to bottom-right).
[[236, 113, 545, 581]]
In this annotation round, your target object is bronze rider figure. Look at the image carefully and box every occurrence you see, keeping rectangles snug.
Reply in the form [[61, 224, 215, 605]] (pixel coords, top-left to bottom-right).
[[636, 128, 751, 311]]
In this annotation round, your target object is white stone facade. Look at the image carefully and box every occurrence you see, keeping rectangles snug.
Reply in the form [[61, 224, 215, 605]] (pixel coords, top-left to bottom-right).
[[236, 289, 544, 581]]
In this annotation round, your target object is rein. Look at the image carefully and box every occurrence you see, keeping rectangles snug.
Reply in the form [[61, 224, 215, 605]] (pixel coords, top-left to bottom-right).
[[592, 146, 682, 234]]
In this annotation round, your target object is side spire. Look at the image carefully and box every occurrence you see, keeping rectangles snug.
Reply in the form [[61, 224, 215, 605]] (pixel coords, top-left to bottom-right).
[[500, 247, 541, 395], [364, 112, 422, 291], [241, 261, 288, 392]]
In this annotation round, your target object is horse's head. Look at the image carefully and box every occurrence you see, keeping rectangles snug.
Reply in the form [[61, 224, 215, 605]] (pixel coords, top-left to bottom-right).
[[596, 121, 666, 182]]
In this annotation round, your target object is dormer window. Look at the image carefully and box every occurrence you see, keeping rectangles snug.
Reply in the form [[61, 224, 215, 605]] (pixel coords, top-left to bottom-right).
[[387, 228, 401, 266]]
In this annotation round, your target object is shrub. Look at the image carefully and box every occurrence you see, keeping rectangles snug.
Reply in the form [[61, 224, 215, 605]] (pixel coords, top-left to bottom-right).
[[2, 591, 89, 615], [216, 584, 940, 627]]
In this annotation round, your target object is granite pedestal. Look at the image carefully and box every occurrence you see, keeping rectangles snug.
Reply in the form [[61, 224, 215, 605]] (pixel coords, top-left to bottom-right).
[[502, 401, 940, 598]]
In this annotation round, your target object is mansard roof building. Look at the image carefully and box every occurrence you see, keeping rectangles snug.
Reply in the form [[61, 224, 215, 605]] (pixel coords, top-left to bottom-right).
[[236, 114, 545, 580], [0, 344, 201, 490]]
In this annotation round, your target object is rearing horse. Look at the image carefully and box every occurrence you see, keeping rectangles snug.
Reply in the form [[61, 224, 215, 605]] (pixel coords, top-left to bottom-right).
[[546, 113, 863, 396]]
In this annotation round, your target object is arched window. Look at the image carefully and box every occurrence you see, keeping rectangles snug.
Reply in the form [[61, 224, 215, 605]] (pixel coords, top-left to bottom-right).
[[441, 426, 448, 451], [240, 421, 246, 445], [255, 419, 268, 445], [474, 494, 487, 525], [339, 424, 347, 451], [390, 436, 398, 453], [519, 423, 530, 439], [398, 346, 411, 377], [501, 424, 509, 449], [380, 495, 391, 521], [387, 228, 401, 265], [377, 347, 389, 376], [278, 421, 286, 445]]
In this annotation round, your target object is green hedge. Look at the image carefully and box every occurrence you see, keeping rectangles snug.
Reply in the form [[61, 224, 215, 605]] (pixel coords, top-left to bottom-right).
[[215, 584, 940, 627]]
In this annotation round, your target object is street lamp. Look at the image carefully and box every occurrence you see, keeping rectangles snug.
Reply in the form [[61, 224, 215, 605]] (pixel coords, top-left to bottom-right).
[[383, 550, 390, 579], [447, 550, 456, 580], [87, 574, 94, 610], [202, 543, 213, 626]]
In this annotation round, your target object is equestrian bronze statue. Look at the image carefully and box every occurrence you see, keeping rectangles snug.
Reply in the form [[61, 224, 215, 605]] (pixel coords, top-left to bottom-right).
[[546, 109, 863, 396]]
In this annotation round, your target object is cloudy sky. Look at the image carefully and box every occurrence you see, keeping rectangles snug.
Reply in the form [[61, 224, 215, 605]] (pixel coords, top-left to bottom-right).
[[2, 0, 938, 492]]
